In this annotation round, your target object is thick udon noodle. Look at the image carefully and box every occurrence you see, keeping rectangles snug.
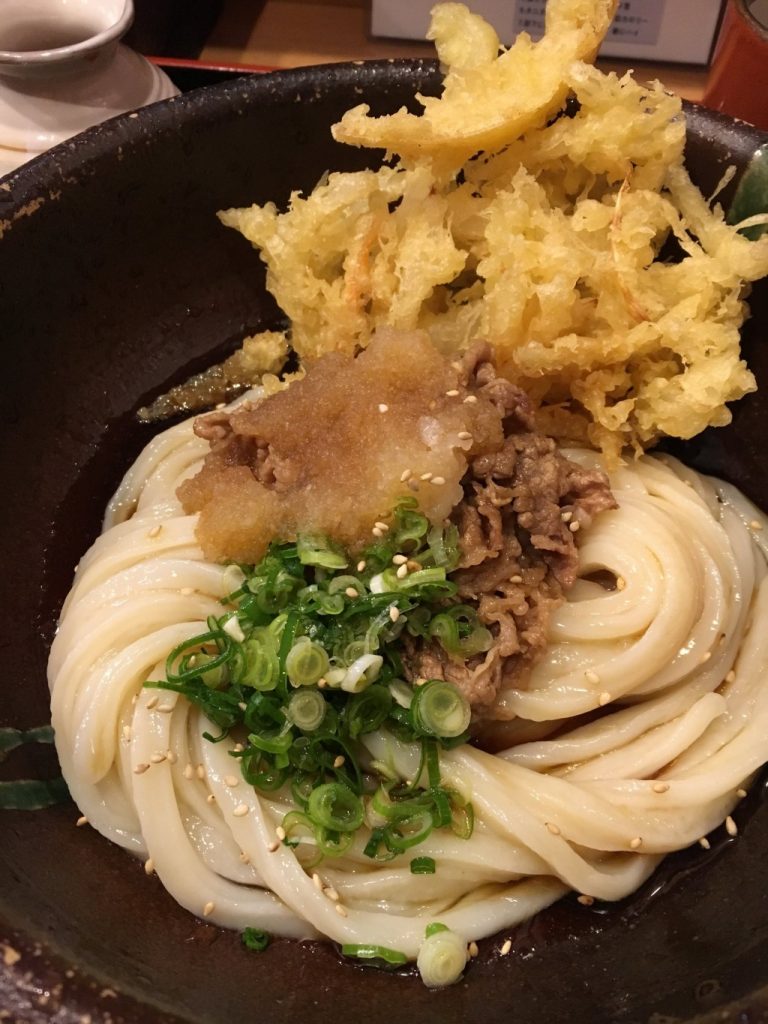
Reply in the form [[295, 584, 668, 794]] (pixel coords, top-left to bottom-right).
[[48, 396, 768, 956]]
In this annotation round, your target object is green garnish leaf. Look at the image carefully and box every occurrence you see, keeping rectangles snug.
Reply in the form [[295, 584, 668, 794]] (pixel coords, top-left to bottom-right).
[[0, 776, 69, 810]]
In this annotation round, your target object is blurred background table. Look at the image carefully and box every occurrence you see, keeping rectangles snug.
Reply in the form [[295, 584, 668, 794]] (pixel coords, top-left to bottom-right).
[[198, 0, 709, 101]]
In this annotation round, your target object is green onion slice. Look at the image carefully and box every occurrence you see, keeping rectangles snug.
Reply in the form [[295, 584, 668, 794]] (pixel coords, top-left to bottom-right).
[[341, 944, 408, 967], [286, 638, 330, 687], [410, 856, 437, 875], [411, 680, 471, 739], [287, 690, 327, 732], [242, 928, 270, 952], [307, 783, 364, 833]]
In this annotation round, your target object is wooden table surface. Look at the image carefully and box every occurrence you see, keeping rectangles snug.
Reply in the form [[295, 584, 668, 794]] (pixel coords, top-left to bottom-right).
[[201, 0, 710, 103]]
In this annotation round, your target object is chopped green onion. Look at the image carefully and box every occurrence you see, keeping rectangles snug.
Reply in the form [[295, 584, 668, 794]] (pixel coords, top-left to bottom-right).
[[286, 637, 329, 687], [242, 928, 270, 952], [288, 690, 327, 732], [410, 856, 437, 875], [425, 922, 449, 938], [341, 944, 408, 967], [145, 508, 483, 867], [417, 928, 468, 987], [307, 783, 364, 833], [340, 654, 383, 693], [346, 685, 392, 738], [411, 681, 471, 739], [297, 533, 348, 570]]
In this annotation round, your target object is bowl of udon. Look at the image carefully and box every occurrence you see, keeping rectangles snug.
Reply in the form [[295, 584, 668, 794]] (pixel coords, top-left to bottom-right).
[[2, 1, 768, 1020]]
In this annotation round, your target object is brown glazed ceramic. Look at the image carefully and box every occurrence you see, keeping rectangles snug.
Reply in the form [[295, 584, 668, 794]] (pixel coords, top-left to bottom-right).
[[1, 61, 768, 1024]]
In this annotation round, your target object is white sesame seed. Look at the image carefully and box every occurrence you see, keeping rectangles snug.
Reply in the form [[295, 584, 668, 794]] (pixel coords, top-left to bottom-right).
[[267, 841, 280, 853], [584, 669, 600, 685], [356, 560, 366, 572], [335, 904, 348, 918], [333, 755, 346, 768], [134, 763, 150, 775], [238, 702, 247, 712], [276, 826, 287, 841], [598, 692, 612, 707], [233, 743, 244, 753], [561, 510, 573, 523], [147, 525, 162, 539], [445, 389, 460, 397], [372, 527, 383, 538], [699, 837, 711, 850], [196, 764, 205, 780], [545, 822, 561, 836], [150, 753, 166, 764], [325, 886, 340, 902], [420, 472, 433, 481], [145, 696, 158, 710], [317, 678, 327, 689], [166, 750, 177, 765], [157, 702, 175, 714], [616, 576, 627, 591], [76, 815, 88, 827], [233, 804, 249, 817], [737, 788, 747, 798], [577, 895, 594, 906], [468, 941, 479, 958], [180, 587, 194, 596], [431, 476, 446, 486], [374, 521, 389, 532], [389, 606, 400, 623], [653, 782, 670, 794], [510, 574, 523, 584], [400, 469, 412, 482], [203, 901, 215, 917], [463, 395, 478, 404], [144, 858, 154, 875], [393, 554, 408, 565], [569, 521, 580, 533], [342, 587, 356, 599], [457, 431, 472, 440], [378, 404, 389, 413], [122, 725, 132, 742], [312, 873, 323, 892], [500, 939, 512, 956], [183, 764, 194, 780], [415, 677, 427, 687], [725, 670, 736, 683], [629, 837, 643, 850], [750, 519, 763, 530], [225, 775, 239, 788], [725, 815, 738, 836], [396, 564, 408, 579], [206, 794, 216, 804]]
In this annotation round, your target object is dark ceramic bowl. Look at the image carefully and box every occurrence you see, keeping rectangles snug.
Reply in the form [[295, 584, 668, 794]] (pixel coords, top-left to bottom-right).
[[1, 61, 768, 1024]]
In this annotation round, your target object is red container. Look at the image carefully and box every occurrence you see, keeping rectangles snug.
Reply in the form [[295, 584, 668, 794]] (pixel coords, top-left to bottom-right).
[[704, 0, 768, 130]]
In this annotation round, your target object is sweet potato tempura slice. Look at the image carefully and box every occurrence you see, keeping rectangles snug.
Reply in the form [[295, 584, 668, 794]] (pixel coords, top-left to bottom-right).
[[332, 0, 618, 168]]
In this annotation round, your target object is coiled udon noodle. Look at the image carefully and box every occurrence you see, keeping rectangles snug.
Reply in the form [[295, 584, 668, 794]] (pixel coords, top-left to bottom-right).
[[48, 398, 768, 956]]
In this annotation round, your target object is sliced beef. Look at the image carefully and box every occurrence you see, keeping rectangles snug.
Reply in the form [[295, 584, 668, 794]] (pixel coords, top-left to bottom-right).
[[402, 351, 616, 719]]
